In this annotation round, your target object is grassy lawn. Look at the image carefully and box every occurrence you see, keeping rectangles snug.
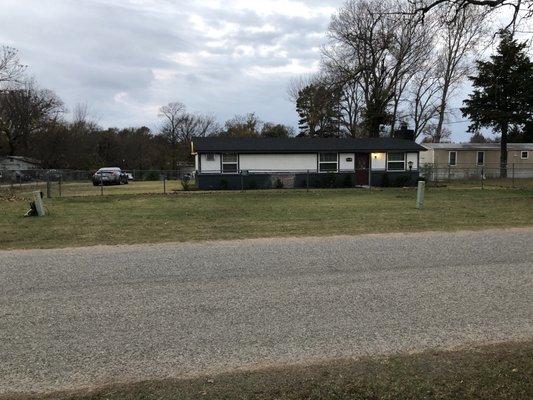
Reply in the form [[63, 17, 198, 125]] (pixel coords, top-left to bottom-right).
[[1, 185, 532, 250], [15, 340, 532, 400]]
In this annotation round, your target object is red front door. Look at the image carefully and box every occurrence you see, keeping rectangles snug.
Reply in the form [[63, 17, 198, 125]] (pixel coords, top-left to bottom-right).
[[355, 153, 369, 186]]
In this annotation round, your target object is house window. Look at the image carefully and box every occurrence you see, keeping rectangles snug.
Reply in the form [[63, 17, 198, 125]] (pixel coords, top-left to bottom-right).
[[387, 153, 405, 171], [521, 151, 529, 159], [449, 151, 457, 166], [206, 154, 215, 161], [477, 151, 485, 166], [222, 153, 238, 173], [319, 153, 338, 172]]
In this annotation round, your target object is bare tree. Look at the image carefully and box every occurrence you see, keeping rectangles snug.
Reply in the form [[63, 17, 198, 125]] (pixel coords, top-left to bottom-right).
[[158, 102, 187, 168], [159, 102, 220, 165], [407, 63, 441, 138], [421, 123, 452, 142], [158, 102, 186, 145], [0, 81, 64, 155], [433, 7, 488, 141], [287, 75, 315, 103], [323, 0, 435, 137], [410, 0, 531, 29], [72, 102, 89, 125], [0, 46, 25, 87], [178, 113, 219, 142], [337, 78, 365, 137]]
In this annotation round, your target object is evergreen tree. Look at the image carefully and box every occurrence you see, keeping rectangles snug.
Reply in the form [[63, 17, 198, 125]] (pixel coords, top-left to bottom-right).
[[295, 84, 341, 137], [462, 30, 533, 177]]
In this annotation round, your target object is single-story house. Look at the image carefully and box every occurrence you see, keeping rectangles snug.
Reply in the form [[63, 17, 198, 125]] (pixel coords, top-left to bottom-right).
[[191, 137, 425, 190], [420, 143, 533, 179], [0, 156, 40, 171]]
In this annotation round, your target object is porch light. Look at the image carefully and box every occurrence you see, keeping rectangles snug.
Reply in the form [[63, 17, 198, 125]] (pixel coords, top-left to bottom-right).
[[408, 160, 413, 171]]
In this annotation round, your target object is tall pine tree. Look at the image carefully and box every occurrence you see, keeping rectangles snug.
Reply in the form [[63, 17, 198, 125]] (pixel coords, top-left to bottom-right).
[[295, 84, 341, 137]]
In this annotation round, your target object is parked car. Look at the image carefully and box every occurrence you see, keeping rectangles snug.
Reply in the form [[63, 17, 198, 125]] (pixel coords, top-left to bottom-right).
[[92, 167, 128, 186]]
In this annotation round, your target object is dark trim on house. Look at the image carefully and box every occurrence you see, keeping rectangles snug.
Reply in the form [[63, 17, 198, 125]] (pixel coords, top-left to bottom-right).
[[193, 137, 425, 154]]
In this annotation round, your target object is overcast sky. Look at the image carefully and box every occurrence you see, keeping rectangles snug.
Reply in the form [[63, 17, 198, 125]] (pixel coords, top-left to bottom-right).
[[1, 0, 521, 141]]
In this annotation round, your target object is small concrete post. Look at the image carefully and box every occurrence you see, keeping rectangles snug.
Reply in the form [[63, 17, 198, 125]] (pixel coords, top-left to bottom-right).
[[416, 180, 425, 210], [33, 191, 45, 216]]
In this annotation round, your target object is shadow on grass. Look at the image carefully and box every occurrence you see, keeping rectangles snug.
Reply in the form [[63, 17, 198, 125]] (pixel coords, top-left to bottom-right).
[[8, 340, 532, 400]]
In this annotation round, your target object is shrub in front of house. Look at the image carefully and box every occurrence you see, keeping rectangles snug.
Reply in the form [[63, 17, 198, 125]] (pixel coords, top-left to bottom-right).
[[248, 179, 258, 190], [393, 175, 411, 187], [342, 174, 353, 187], [382, 173, 390, 187], [322, 173, 336, 188]]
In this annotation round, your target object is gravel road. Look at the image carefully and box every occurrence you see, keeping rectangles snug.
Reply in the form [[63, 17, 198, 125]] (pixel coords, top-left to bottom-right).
[[1, 229, 532, 395]]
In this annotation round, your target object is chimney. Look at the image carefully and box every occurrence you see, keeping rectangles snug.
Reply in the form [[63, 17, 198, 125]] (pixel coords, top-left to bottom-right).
[[393, 122, 415, 141]]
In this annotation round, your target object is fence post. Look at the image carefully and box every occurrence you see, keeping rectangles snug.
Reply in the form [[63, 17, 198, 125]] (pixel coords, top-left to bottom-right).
[[240, 171, 244, 192], [100, 171, 104, 196], [512, 163, 515, 188], [46, 174, 51, 198], [306, 169, 309, 192], [416, 181, 425, 210], [58, 173, 62, 197], [163, 176, 166, 194], [481, 167, 484, 190]]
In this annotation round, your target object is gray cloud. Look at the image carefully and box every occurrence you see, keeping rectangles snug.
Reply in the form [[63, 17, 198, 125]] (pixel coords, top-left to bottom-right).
[[0, 0, 474, 139]]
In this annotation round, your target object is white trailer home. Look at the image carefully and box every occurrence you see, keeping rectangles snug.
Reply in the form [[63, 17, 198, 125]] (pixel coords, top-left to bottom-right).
[[192, 137, 425, 190]]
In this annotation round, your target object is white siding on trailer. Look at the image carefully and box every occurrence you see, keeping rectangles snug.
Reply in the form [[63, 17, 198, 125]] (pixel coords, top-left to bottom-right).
[[0, 159, 38, 171], [239, 154, 317, 172], [370, 152, 386, 170], [419, 148, 434, 165], [200, 154, 221, 173], [339, 153, 355, 171], [406, 153, 418, 170]]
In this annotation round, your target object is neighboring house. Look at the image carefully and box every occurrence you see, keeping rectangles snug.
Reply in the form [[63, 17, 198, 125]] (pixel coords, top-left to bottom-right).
[[0, 156, 40, 171], [0, 156, 41, 181], [191, 137, 425, 190], [420, 143, 533, 179]]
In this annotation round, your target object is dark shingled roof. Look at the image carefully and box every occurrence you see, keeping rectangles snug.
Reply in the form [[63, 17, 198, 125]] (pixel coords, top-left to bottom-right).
[[193, 137, 425, 153]]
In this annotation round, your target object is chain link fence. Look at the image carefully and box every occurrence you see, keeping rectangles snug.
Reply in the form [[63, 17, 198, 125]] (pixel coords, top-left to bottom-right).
[[0, 168, 195, 199], [419, 162, 533, 189], [2, 162, 533, 199]]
